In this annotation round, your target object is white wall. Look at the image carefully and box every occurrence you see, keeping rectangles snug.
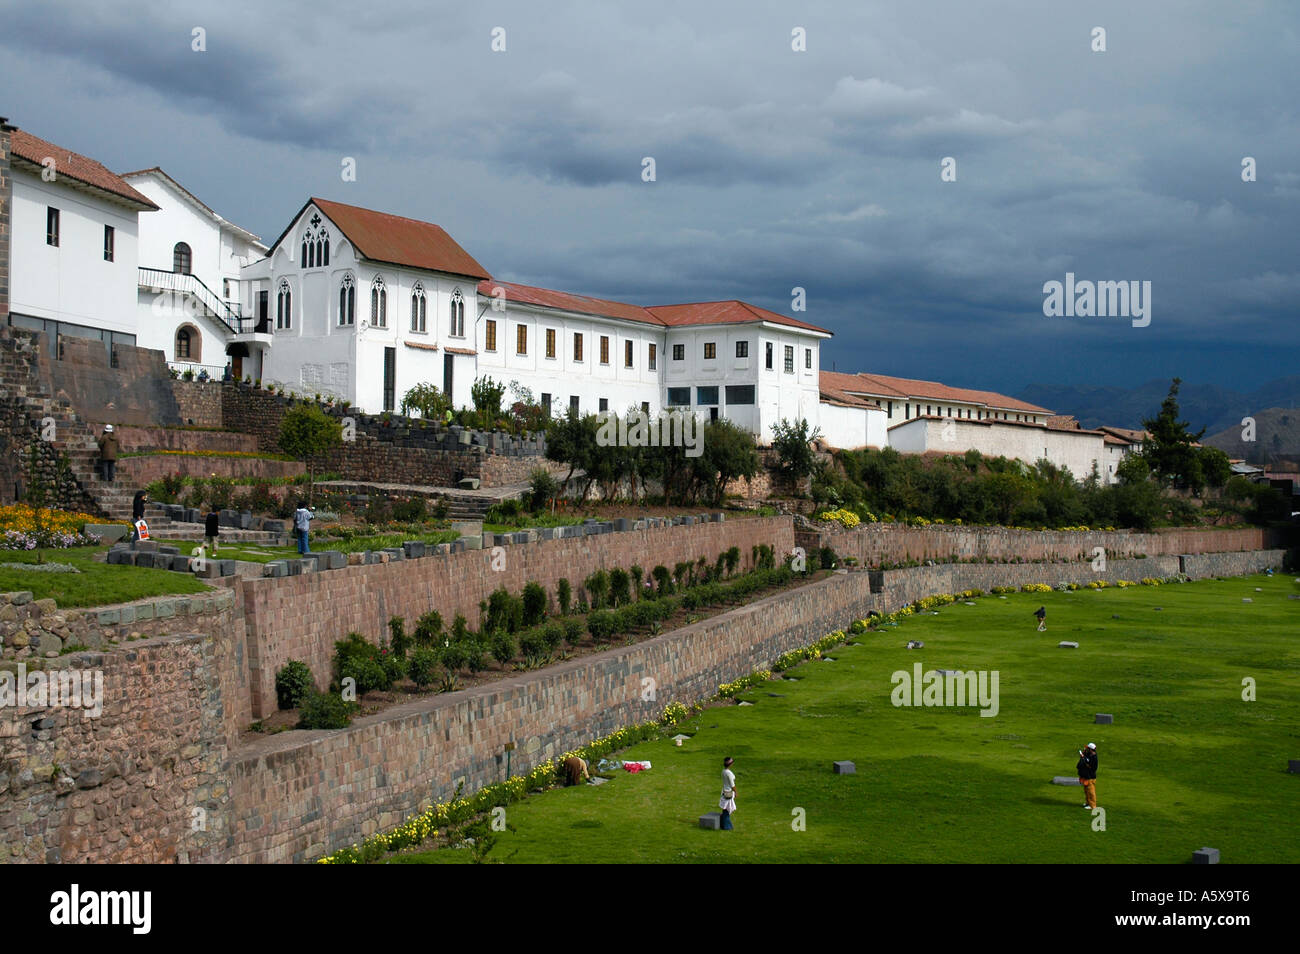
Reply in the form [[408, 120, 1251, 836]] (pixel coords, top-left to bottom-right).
[[888, 418, 1111, 482], [9, 171, 141, 336], [818, 402, 887, 450]]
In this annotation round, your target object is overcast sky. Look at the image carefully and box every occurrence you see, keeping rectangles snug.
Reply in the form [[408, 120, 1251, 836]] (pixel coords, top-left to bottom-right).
[[3, 0, 1296, 396]]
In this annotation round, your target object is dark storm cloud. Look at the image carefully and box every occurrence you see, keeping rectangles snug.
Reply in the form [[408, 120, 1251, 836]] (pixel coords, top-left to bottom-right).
[[1, 0, 1296, 392]]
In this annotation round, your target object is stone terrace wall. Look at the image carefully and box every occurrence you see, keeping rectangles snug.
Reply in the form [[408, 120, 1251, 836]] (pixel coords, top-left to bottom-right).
[[238, 515, 794, 718], [170, 380, 223, 427], [215, 566, 877, 863], [221, 383, 548, 488], [116, 454, 303, 485], [799, 523, 1278, 567], [116, 426, 258, 454], [0, 624, 244, 864]]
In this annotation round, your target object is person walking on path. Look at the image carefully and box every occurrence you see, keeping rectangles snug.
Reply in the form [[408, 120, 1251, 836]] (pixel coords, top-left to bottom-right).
[[96, 425, 119, 482], [1077, 742, 1099, 809], [719, 756, 737, 830], [293, 501, 315, 555], [204, 509, 221, 556], [1034, 606, 1047, 632]]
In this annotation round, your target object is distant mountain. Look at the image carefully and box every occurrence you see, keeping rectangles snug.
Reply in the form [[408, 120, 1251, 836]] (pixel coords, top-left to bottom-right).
[[1018, 376, 1300, 436], [1203, 407, 1300, 465]]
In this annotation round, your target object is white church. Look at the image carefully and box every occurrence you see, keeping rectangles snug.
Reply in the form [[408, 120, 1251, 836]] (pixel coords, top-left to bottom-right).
[[0, 118, 1134, 479]]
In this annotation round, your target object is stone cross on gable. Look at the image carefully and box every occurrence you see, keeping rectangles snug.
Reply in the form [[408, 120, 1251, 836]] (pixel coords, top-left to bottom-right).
[[310, 213, 321, 227]]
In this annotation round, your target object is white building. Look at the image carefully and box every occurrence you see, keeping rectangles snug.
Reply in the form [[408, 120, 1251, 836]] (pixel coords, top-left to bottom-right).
[[121, 168, 267, 378], [243, 198, 833, 442], [243, 198, 492, 411], [2, 123, 156, 357]]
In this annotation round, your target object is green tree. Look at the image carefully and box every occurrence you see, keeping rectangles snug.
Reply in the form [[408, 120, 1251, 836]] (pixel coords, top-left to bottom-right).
[[771, 418, 821, 482], [690, 419, 760, 506], [1198, 446, 1232, 489], [400, 382, 452, 419], [471, 375, 506, 421], [1141, 379, 1207, 491], [279, 404, 343, 503]]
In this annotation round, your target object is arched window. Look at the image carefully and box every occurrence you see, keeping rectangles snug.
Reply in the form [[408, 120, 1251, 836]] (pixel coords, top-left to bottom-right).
[[322, 234, 329, 266], [411, 282, 427, 332], [301, 239, 308, 267], [339, 274, 355, 326], [450, 288, 465, 336], [173, 242, 192, 275], [277, 280, 292, 331], [370, 276, 387, 328], [316, 238, 324, 267], [175, 325, 200, 361]]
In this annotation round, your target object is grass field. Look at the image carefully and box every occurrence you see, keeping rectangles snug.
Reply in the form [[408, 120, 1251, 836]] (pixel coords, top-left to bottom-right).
[[0, 547, 212, 606], [395, 572, 1299, 864]]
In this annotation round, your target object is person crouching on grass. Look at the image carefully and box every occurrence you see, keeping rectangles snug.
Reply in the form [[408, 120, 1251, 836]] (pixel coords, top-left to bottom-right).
[[1034, 606, 1047, 632], [719, 757, 737, 830]]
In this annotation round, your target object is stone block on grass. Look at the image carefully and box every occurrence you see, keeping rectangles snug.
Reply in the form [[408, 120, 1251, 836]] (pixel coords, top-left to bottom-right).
[[698, 812, 723, 830], [135, 540, 158, 553], [170, 555, 192, 572], [402, 541, 426, 559], [906, 640, 924, 649], [1059, 641, 1079, 649], [264, 561, 288, 578], [833, 761, 856, 774], [1051, 776, 1082, 786], [1095, 714, 1113, 724], [1192, 847, 1220, 864], [1287, 760, 1300, 774]]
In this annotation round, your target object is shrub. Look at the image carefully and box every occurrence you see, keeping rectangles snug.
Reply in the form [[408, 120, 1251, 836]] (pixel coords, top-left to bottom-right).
[[381, 652, 409, 684], [490, 631, 517, 665], [819, 546, 839, 570], [528, 468, 560, 512], [333, 632, 391, 694], [440, 641, 470, 673], [661, 701, 688, 726], [388, 616, 411, 657], [275, 660, 315, 710], [630, 565, 644, 598], [522, 581, 547, 626], [563, 617, 584, 646], [541, 621, 565, 652], [608, 568, 631, 607], [557, 578, 572, 615], [724, 547, 740, 577], [518, 627, 548, 659], [486, 587, 524, 633], [584, 570, 610, 609], [652, 564, 672, 596], [297, 691, 355, 730], [413, 610, 444, 648], [587, 610, 617, 640], [462, 639, 489, 673], [390, 497, 427, 523], [451, 613, 469, 642], [409, 647, 441, 687]]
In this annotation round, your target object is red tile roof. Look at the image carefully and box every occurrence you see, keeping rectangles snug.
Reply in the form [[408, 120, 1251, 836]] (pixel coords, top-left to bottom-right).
[[820, 370, 1052, 415], [268, 198, 491, 279], [646, 300, 831, 335], [8, 128, 158, 210], [477, 280, 658, 325]]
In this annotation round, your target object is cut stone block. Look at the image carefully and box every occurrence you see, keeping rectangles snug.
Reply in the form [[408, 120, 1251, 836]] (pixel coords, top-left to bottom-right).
[[457, 477, 480, 490], [1242, 598, 1253, 603], [86, 523, 129, 543], [262, 519, 287, 533], [364, 551, 383, 565], [169, 555, 192, 572], [1288, 760, 1300, 774], [615, 518, 631, 531], [1095, 714, 1113, 724], [737, 700, 753, 706], [833, 761, 856, 774], [1192, 847, 1220, 864], [587, 776, 608, 786], [106, 549, 134, 566], [1059, 641, 1079, 648], [135, 540, 158, 553], [323, 551, 347, 570], [1051, 776, 1082, 786], [382, 548, 405, 561], [698, 812, 722, 830]]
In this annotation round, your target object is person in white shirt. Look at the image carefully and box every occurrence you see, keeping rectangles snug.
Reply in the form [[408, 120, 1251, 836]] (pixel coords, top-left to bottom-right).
[[719, 756, 737, 830]]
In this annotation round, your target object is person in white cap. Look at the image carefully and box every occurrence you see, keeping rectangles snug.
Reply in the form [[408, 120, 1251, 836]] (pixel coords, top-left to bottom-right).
[[1076, 742, 1099, 809], [96, 425, 119, 482]]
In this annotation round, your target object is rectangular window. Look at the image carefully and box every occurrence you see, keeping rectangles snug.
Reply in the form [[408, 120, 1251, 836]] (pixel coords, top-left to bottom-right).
[[600, 335, 610, 365], [672, 344, 685, 361], [103, 225, 114, 261], [517, 324, 527, 355], [546, 328, 556, 359], [485, 319, 497, 352], [666, 387, 690, 407], [696, 386, 719, 405], [784, 345, 794, 373], [541, 393, 552, 416], [641, 401, 650, 414], [765, 342, 773, 370], [725, 385, 755, 405], [569, 395, 580, 414], [704, 342, 716, 360], [805, 348, 812, 369], [573, 333, 584, 362], [46, 207, 60, 246], [599, 398, 609, 412], [648, 343, 657, 370], [735, 340, 748, 358], [624, 340, 634, 368]]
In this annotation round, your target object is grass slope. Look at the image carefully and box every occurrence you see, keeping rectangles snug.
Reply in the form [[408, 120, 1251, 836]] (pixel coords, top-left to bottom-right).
[[397, 573, 1299, 864], [0, 547, 212, 607]]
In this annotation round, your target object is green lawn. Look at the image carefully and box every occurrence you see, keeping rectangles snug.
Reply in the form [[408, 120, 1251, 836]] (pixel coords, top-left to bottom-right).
[[0, 546, 212, 607], [181, 529, 462, 562], [395, 573, 1299, 864]]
